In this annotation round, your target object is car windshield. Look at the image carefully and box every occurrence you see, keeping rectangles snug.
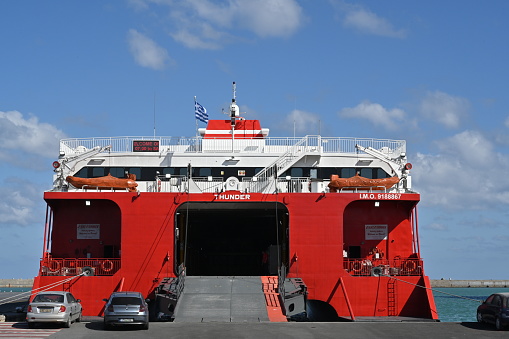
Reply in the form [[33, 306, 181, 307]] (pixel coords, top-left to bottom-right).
[[111, 297, 142, 305], [33, 294, 64, 303]]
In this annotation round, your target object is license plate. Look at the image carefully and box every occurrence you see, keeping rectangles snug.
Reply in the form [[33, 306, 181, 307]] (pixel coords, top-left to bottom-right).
[[119, 318, 133, 322], [39, 308, 52, 313]]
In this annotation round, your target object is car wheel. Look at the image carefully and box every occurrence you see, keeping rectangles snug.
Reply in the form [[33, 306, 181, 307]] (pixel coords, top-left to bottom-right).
[[496, 317, 503, 330], [63, 316, 71, 328], [28, 322, 36, 329], [76, 311, 82, 323], [477, 312, 483, 323], [142, 322, 149, 330], [104, 322, 111, 330]]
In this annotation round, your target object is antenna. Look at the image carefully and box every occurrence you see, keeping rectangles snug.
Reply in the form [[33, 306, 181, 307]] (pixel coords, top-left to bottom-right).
[[232, 81, 236, 102], [153, 92, 156, 138]]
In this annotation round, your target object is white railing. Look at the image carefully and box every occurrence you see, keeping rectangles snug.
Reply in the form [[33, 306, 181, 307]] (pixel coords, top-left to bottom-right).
[[247, 136, 313, 193], [59, 136, 406, 156]]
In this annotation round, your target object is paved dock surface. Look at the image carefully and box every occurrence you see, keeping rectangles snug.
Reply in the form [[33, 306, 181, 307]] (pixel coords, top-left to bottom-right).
[[0, 319, 508, 339], [2, 291, 509, 338]]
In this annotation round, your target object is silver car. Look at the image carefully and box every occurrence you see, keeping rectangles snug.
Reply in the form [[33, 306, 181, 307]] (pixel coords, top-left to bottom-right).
[[26, 291, 82, 328], [103, 291, 149, 330]]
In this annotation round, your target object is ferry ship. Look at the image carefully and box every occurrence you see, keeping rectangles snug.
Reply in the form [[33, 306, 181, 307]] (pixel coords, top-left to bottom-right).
[[32, 83, 438, 322]]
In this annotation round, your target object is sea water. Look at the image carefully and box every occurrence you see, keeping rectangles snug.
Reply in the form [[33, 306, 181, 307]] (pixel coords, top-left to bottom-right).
[[0, 287, 30, 293], [433, 287, 509, 322]]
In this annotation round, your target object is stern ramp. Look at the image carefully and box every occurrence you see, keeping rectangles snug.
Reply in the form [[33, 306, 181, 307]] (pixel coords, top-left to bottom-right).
[[174, 276, 272, 322]]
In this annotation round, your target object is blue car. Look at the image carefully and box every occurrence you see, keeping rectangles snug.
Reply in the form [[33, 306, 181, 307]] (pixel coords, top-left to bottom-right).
[[477, 292, 509, 330]]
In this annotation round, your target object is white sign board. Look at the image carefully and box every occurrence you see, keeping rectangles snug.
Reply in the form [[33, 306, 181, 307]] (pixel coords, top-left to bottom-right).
[[365, 224, 387, 240], [77, 224, 100, 239]]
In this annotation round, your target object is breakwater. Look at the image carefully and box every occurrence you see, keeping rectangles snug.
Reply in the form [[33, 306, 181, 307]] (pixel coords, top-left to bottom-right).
[[1, 279, 508, 288], [431, 280, 509, 288], [0, 279, 33, 288]]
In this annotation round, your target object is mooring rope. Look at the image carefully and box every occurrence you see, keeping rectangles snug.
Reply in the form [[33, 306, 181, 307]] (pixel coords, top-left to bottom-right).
[[386, 275, 483, 303], [0, 273, 85, 306]]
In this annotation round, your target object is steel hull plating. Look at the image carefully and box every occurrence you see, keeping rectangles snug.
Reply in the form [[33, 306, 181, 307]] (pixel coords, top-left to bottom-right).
[[33, 190, 438, 320]]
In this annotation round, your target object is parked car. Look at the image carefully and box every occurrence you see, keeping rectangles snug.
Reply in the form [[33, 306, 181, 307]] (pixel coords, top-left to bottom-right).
[[477, 292, 509, 330], [26, 291, 82, 328], [103, 291, 149, 330]]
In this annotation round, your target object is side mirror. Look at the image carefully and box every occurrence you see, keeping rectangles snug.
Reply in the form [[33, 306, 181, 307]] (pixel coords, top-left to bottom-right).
[[76, 299, 81, 303], [145, 299, 150, 303]]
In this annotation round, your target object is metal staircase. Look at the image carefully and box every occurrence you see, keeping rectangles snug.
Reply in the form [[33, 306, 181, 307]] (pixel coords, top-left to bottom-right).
[[248, 136, 320, 193]]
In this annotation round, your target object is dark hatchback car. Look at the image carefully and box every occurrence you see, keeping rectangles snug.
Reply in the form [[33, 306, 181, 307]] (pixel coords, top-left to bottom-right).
[[477, 292, 509, 330], [103, 291, 149, 330]]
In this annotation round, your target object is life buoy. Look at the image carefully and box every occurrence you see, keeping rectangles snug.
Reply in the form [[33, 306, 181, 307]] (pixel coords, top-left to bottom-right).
[[403, 260, 417, 273], [48, 260, 61, 273], [352, 261, 362, 273], [101, 260, 114, 272]]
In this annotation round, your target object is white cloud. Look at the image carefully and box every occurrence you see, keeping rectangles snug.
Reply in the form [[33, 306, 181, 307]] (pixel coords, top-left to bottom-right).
[[419, 91, 469, 128], [412, 130, 509, 210], [282, 110, 321, 135], [426, 222, 447, 231], [330, 1, 406, 38], [0, 110, 66, 162], [232, 0, 304, 38], [343, 8, 406, 38], [339, 101, 406, 130], [505, 116, 509, 128], [138, 0, 304, 49], [170, 22, 225, 50], [0, 178, 41, 227], [127, 29, 173, 70]]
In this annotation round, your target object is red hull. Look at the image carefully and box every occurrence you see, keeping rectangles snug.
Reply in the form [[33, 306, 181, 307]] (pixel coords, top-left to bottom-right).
[[33, 190, 438, 320]]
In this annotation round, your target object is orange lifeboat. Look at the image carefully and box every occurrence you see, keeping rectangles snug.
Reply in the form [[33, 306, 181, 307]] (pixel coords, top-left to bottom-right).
[[66, 173, 138, 192], [328, 174, 399, 192]]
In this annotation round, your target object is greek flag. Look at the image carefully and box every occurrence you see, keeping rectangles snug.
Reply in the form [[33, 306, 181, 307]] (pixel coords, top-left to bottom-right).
[[194, 100, 208, 123]]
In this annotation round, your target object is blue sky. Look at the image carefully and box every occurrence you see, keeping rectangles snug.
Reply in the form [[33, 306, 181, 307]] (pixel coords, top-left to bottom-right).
[[1, 0, 508, 280]]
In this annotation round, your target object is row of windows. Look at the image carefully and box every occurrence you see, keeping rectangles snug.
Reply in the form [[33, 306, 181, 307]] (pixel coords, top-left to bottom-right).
[[73, 166, 390, 181]]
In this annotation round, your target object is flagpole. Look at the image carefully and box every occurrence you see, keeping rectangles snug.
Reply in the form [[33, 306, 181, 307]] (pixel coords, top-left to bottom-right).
[[194, 96, 198, 139]]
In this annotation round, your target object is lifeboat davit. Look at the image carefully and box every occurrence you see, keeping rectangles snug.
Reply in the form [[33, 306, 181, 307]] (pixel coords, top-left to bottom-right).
[[66, 173, 138, 192], [328, 174, 399, 192]]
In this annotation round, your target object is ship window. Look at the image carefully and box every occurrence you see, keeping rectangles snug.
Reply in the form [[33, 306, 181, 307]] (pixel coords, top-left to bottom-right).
[[163, 168, 175, 176], [108, 167, 124, 178], [376, 168, 389, 179], [254, 168, 263, 175], [341, 168, 355, 178], [290, 168, 303, 177], [73, 167, 88, 178], [360, 168, 372, 178], [310, 169, 317, 179], [199, 168, 212, 177], [127, 167, 141, 179], [92, 167, 105, 178], [141, 167, 159, 181], [320, 168, 337, 180]]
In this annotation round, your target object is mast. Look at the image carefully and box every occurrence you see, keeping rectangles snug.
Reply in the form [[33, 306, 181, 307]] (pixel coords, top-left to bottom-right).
[[230, 81, 239, 153]]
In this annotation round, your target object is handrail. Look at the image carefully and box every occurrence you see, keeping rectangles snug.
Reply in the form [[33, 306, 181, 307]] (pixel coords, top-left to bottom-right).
[[40, 258, 120, 276], [248, 136, 311, 193], [59, 136, 406, 156], [344, 258, 423, 277]]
